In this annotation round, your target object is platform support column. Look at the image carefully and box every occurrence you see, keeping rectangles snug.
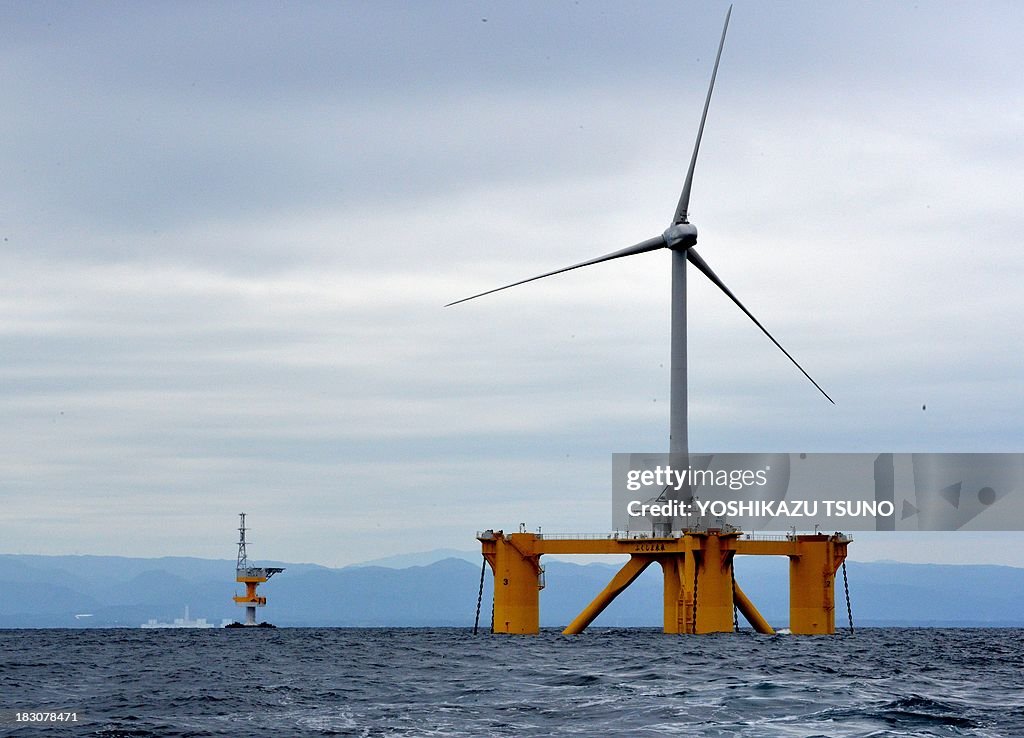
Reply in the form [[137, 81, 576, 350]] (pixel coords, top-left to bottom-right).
[[483, 532, 542, 634], [694, 532, 737, 634], [244, 582, 258, 625], [789, 534, 847, 634], [659, 532, 738, 633], [660, 553, 692, 633]]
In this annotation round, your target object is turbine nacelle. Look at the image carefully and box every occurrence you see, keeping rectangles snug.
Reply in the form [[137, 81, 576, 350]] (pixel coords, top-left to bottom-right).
[[662, 222, 698, 250]]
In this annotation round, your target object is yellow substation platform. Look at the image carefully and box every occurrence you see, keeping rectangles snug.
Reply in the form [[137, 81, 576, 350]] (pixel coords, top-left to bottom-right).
[[478, 528, 850, 635]]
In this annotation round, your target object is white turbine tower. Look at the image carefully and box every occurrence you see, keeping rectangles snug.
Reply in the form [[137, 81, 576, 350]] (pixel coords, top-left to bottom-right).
[[449, 6, 832, 533]]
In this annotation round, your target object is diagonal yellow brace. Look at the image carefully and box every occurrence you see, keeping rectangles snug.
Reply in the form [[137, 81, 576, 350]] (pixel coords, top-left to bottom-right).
[[562, 555, 655, 635], [733, 577, 775, 635]]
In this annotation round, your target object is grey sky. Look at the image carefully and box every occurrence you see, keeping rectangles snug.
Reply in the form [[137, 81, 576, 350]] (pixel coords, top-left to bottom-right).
[[2, 1, 1023, 567]]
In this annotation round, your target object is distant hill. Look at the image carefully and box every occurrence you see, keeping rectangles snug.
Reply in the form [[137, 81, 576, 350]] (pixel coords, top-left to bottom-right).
[[344, 548, 480, 569], [0, 552, 1022, 628]]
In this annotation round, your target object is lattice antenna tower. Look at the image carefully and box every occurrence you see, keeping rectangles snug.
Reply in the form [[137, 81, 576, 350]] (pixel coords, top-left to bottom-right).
[[237, 512, 249, 572]]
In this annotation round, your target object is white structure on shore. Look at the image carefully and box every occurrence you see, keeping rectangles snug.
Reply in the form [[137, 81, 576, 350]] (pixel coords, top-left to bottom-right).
[[140, 605, 230, 629]]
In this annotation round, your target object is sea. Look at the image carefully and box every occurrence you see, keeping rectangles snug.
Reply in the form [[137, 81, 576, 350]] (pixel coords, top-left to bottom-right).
[[1, 628, 1021, 737]]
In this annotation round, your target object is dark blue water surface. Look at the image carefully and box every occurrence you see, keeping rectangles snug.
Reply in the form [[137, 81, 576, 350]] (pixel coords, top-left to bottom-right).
[[1, 628, 1021, 737]]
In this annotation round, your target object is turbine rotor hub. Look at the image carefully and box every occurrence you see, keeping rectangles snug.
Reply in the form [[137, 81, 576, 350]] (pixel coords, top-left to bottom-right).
[[662, 222, 698, 250]]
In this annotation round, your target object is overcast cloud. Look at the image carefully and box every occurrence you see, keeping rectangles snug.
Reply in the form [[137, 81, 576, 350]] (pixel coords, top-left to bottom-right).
[[2, 1, 1023, 567]]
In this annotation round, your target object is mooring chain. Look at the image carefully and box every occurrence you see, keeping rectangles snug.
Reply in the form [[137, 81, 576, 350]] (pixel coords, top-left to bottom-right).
[[473, 556, 486, 635], [842, 560, 854, 634], [691, 563, 699, 634], [730, 564, 739, 632]]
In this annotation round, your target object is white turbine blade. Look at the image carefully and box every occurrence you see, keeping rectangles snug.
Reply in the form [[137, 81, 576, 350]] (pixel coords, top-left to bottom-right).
[[673, 4, 732, 225], [686, 247, 835, 404], [446, 236, 666, 307]]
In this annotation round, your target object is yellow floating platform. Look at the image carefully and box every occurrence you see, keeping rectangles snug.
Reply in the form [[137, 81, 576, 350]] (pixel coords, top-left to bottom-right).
[[478, 528, 850, 635]]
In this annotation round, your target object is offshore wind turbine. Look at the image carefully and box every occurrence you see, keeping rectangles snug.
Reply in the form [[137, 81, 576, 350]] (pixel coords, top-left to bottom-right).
[[448, 6, 832, 528]]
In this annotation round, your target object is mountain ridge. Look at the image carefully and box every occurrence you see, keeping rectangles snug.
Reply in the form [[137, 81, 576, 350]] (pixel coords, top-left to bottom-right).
[[1, 552, 1021, 629]]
